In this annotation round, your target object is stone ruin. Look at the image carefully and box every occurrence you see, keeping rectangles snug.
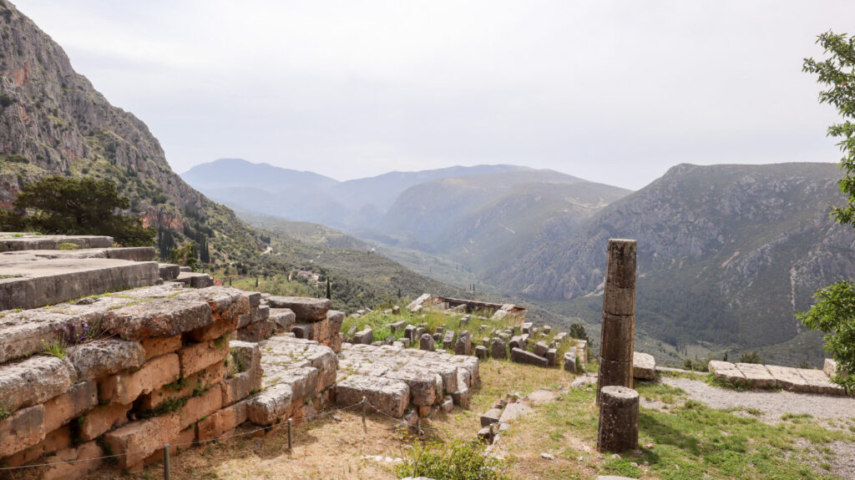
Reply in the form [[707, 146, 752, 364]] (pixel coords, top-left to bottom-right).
[[0, 235, 483, 478], [405, 293, 527, 322]]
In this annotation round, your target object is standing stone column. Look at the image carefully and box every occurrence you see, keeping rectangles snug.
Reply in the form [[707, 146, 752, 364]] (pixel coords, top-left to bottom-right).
[[597, 239, 637, 405], [597, 386, 639, 453]]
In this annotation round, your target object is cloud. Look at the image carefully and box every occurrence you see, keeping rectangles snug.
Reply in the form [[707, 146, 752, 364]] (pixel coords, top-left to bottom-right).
[[13, 0, 851, 188]]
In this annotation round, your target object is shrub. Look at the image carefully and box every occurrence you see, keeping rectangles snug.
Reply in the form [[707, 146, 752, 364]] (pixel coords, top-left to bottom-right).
[[395, 440, 509, 480], [739, 351, 763, 364]]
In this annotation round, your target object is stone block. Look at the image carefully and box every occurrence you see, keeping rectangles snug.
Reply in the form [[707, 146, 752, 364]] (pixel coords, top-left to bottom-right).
[[43, 381, 98, 433], [237, 319, 274, 342], [0, 405, 45, 458], [451, 370, 471, 409], [143, 426, 196, 467], [499, 402, 532, 423], [176, 272, 214, 288], [291, 323, 313, 340], [139, 362, 225, 411], [455, 332, 471, 356], [180, 387, 223, 429], [79, 401, 132, 441], [475, 345, 489, 359], [735, 363, 775, 388], [222, 353, 263, 407], [385, 369, 437, 406], [269, 308, 296, 331], [420, 333, 435, 351], [510, 348, 548, 367], [335, 375, 408, 418], [328, 310, 345, 335], [104, 413, 181, 469], [824, 358, 840, 378], [632, 352, 656, 380], [103, 298, 213, 341], [509, 335, 523, 350], [0, 355, 77, 414], [178, 340, 230, 377], [480, 408, 502, 427], [708, 360, 745, 385], [767, 365, 810, 391], [389, 321, 406, 333], [198, 400, 248, 441], [39, 440, 104, 480], [141, 335, 182, 361], [491, 338, 507, 360], [797, 368, 847, 395], [443, 330, 455, 349], [353, 327, 374, 345], [266, 296, 331, 322], [67, 339, 145, 381], [248, 384, 293, 426], [564, 351, 577, 373], [99, 353, 180, 405], [3, 424, 71, 467], [533, 341, 549, 357], [545, 348, 558, 367], [158, 263, 180, 281]]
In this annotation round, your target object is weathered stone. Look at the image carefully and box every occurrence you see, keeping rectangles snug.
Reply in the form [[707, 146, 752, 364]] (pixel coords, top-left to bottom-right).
[[511, 347, 548, 367], [266, 296, 331, 322], [632, 352, 656, 380], [99, 353, 180, 405], [443, 329, 455, 349], [522, 322, 533, 334], [389, 321, 406, 333], [141, 335, 182, 361], [797, 368, 847, 395], [43, 381, 97, 433], [499, 402, 531, 423], [291, 323, 313, 340], [40, 440, 104, 480], [766, 365, 810, 391], [177, 339, 230, 377], [3, 424, 71, 467], [533, 341, 549, 357], [491, 338, 507, 359], [328, 310, 345, 335], [0, 405, 45, 457], [79, 401, 132, 441], [237, 318, 274, 342], [198, 400, 248, 441], [597, 386, 639, 453], [481, 408, 502, 427], [68, 339, 145, 381], [455, 332, 471, 356], [353, 327, 374, 345], [386, 369, 437, 406], [545, 348, 558, 367], [142, 426, 196, 467], [139, 362, 225, 411], [420, 333, 435, 351], [735, 363, 775, 389], [179, 387, 223, 429], [824, 358, 840, 378], [335, 375, 408, 418], [708, 360, 745, 385], [477, 426, 493, 443], [509, 335, 523, 350], [269, 308, 296, 331], [564, 350, 577, 373], [451, 369, 471, 409], [543, 325, 552, 334], [441, 395, 454, 413], [176, 271, 214, 288], [248, 384, 293, 425], [103, 298, 213, 341], [104, 412, 181, 469], [158, 263, 181, 281], [475, 345, 489, 359], [0, 355, 77, 414]]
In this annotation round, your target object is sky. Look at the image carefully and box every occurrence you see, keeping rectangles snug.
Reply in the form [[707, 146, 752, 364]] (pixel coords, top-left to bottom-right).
[[13, 0, 855, 190]]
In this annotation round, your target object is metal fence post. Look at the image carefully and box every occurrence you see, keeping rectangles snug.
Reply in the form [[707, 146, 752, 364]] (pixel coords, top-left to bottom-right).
[[362, 396, 367, 433], [287, 418, 292, 451], [163, 444, 171, 480]]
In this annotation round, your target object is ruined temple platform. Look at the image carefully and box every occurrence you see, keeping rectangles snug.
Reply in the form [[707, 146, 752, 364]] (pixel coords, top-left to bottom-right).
[[336, 342, 480, 417]]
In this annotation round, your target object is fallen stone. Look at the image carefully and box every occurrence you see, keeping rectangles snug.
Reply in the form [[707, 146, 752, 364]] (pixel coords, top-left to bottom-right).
[[455, 331, 471, 356], [266, 296, 331, 322], [353, 327, 374, 345], [511, 347, 548, 367], [564, 351, 577, 373], [269, 308, 296, 331], [420, 333, 435, 351], [632, 352, 656, 380], [481, 408, 502, 427], [491, 338, 507, 359], [499, 402, 531, 423], [476, 345, 489, 359], [443, 330, 455, 349], [533, 341, 548, 357], [545, 348, 558, 367]]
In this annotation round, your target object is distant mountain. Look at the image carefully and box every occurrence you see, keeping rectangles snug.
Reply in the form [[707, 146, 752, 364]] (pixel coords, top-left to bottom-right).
[[0, 0, 260, 260], [495, 163, 855, 365], [180, 160, 530, 228]]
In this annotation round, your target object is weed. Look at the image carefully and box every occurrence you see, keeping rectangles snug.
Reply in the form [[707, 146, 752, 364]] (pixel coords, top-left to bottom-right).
[[396, 439, 510, 480]]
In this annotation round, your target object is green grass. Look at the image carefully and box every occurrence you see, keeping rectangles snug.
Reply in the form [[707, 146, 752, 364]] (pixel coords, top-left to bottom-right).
[[42, 339, 67, 359]]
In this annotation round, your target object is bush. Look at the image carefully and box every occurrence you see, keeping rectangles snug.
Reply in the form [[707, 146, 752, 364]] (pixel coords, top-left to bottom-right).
[[396, 440, 509, 480], [739, 351, 763, 364]]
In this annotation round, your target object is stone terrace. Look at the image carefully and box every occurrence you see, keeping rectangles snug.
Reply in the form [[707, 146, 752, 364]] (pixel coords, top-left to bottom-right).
[[709, 360, 847, 395]]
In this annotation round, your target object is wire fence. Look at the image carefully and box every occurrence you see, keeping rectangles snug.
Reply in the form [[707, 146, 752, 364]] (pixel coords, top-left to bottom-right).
[[0, 397, 418, 478]]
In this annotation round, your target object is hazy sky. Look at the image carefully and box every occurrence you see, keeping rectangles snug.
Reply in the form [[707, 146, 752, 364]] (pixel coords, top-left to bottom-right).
[[14, 0, 855, 189]]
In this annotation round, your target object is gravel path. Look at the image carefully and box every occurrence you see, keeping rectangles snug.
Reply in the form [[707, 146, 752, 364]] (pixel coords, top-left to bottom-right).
[[662, 377, 855, 424]]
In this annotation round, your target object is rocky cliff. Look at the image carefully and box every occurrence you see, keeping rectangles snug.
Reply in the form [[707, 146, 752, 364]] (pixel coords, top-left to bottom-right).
[[0, 0, 258, 259]]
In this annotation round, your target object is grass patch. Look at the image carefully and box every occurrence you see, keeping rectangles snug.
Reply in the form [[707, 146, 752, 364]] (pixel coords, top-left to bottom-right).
[[396, 439, 510, 480], [58, 242, 79, 251]]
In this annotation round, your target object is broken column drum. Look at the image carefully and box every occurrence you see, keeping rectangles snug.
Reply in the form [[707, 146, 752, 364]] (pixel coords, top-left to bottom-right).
[[596, 239, 637, 405], [597, 385, 639, 453]]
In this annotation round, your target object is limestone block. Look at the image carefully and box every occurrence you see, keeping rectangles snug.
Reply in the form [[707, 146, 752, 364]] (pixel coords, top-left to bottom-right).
[[237, 319, 274, 342], [335, 374, 408, 418], [0, 355, 77, 414], [735, 363, 775, 389], [480, 408, 502, 427], [797, 368, 847, 395], [266, 296, 331, 322], [824, 358, 839, 378], [68, 339, 145, 381], [3, 424, 71, 467], [455, 332, 471, 356], [276, 367, 319, 400], [158, 263, 180, 281], [491, 338, 507, 360], [328, 310, 345, 335], [420, 333, 435, 351], [0, 405, 45, 458], [510, 348, 548, 367], [98, 353, 180, 405], [180, 387, 223, 429], [451, 369, 471, 409], [632, 352, 656, 380], [198, 400, 248, 441], [222, 361, 263, 407], [79, 401, 132, 441], [443, 330, 455, 349], [389, 321, 406, 333], [141, 335, 182, 361], [564, 351, 577, 373], [499, 402, 531, 423], [509, 336, 523, 350], [176, 272, 214, 288], [533, 341, 548, 357], [43, 381, 97, 432], [140, 362, 225, 410], [178, 340, 230, 377], [353, 327, 374, 345], [39, 440, 104, 480], [269, 308, 296, 332], [104, 412, 181, 469], [248, 384, 293, 426], [766, 365, 810, 391], [103, 298, 213, 341], [475, 346, 489, 359], [142, 425, 195, 466], [708, 360, 745, 385], [385, 369, 437, 406], [545, 348, 558, 367]]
